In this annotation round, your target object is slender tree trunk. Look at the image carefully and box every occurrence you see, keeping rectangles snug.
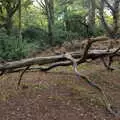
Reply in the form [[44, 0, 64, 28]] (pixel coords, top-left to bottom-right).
[[5, 15, 13, 35], [99, 0, 120, 38], [112, 0, 120, 36], [99, 0, 113, 37], [18, 0, 22, 40], [64, 5, 70, 31], [49, 0, 54, 46], [44, 0, 54, 46], [88, 0, 96, 35]]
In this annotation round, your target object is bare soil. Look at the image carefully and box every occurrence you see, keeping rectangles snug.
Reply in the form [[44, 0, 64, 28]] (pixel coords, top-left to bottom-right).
[[0, 60, 120, 120]]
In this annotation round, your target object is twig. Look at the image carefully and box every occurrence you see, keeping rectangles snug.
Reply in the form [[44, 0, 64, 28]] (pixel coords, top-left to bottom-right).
[[101, 57, 114, 71], [17, 66, 30, 88]]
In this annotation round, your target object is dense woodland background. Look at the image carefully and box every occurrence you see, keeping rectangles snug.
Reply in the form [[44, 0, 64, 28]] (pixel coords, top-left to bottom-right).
[[0, 0, 119, 60]]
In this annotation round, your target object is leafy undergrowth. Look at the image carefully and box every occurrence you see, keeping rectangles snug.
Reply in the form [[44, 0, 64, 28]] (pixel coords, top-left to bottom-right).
[[0, 61, 120, 120]]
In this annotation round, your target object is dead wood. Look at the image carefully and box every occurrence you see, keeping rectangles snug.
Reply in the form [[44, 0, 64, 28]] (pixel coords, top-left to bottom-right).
[[0, 36, 118, 72], [0, 37, 120, 116], [63, 53, 118, 116], [17, 66, 30, 88], [0, 49, 119, 72], [100, 47, 120, 71]]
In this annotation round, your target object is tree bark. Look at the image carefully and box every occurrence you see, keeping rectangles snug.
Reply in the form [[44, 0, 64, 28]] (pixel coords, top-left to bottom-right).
[[112, 0, 120, 37], [98, 0, 120, 38], [18, 0, 22, 40], [44, 0, 55, 46], [0, 0, 19, 35], [88, 0, 96, 35], [0, 48, 119, 71]]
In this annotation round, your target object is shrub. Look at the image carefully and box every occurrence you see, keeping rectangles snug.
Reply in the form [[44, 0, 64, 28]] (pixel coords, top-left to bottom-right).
[[21, 26, 49, 50], [0, 32, 35, 61], [22, 26, 48, 42], [53, 27, 79, 46]]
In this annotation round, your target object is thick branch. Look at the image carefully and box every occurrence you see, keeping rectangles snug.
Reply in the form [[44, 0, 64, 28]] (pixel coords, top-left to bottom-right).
[[0, 48, 120, 72], [64, 53, 118, 116]]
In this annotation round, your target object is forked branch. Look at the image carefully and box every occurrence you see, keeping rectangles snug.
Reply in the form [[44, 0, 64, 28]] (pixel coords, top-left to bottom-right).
[[64, 53, 118, 116]]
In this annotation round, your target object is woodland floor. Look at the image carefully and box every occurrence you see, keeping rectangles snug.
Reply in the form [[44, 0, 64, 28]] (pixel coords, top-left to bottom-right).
[[0, 60, 120, 120], [0, 40, 120, 120]]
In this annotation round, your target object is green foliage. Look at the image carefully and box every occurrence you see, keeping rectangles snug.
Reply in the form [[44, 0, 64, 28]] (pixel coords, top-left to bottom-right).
[[22, 26, 49, 50], [0, 31, 34, 60], [63, 14, 89, 37], [0, 0, 117, 60], [93, 26, 105, 36], [63, 13, 105, 38], [22, 26, 48, 42], [53, 27, 78, 45]]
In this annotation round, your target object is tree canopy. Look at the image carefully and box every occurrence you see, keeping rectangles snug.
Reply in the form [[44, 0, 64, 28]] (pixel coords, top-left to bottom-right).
[[0, 0, 119, 60]]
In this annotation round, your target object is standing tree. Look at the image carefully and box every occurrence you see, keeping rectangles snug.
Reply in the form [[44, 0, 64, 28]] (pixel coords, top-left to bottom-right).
[[59, 0, 73, 31], [98, 0, 120, 38], [0, 0, 19, 35], [36, 0, 55, 46], [88, 0, 96, 35], [18, 0, 22, 40]]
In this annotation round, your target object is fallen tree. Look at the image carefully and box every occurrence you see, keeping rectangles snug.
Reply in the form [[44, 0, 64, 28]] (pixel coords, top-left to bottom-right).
[[0, 37, 120, 116], [0, 49, 119, 71], [0, 48, 120, 74]]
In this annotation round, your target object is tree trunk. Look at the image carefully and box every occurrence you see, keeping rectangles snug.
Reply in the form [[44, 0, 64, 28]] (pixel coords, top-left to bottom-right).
[[5, 16, 13, 35], [99, 0, 112, 37], [88, 0, 96, 35], [44, 0, 54, 46], [99, 0, 120, 38], [112, 0, 120, 37], [0, 47, 119, 71], [18, 0, 22, 40], [64, 5, 70, 31]]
